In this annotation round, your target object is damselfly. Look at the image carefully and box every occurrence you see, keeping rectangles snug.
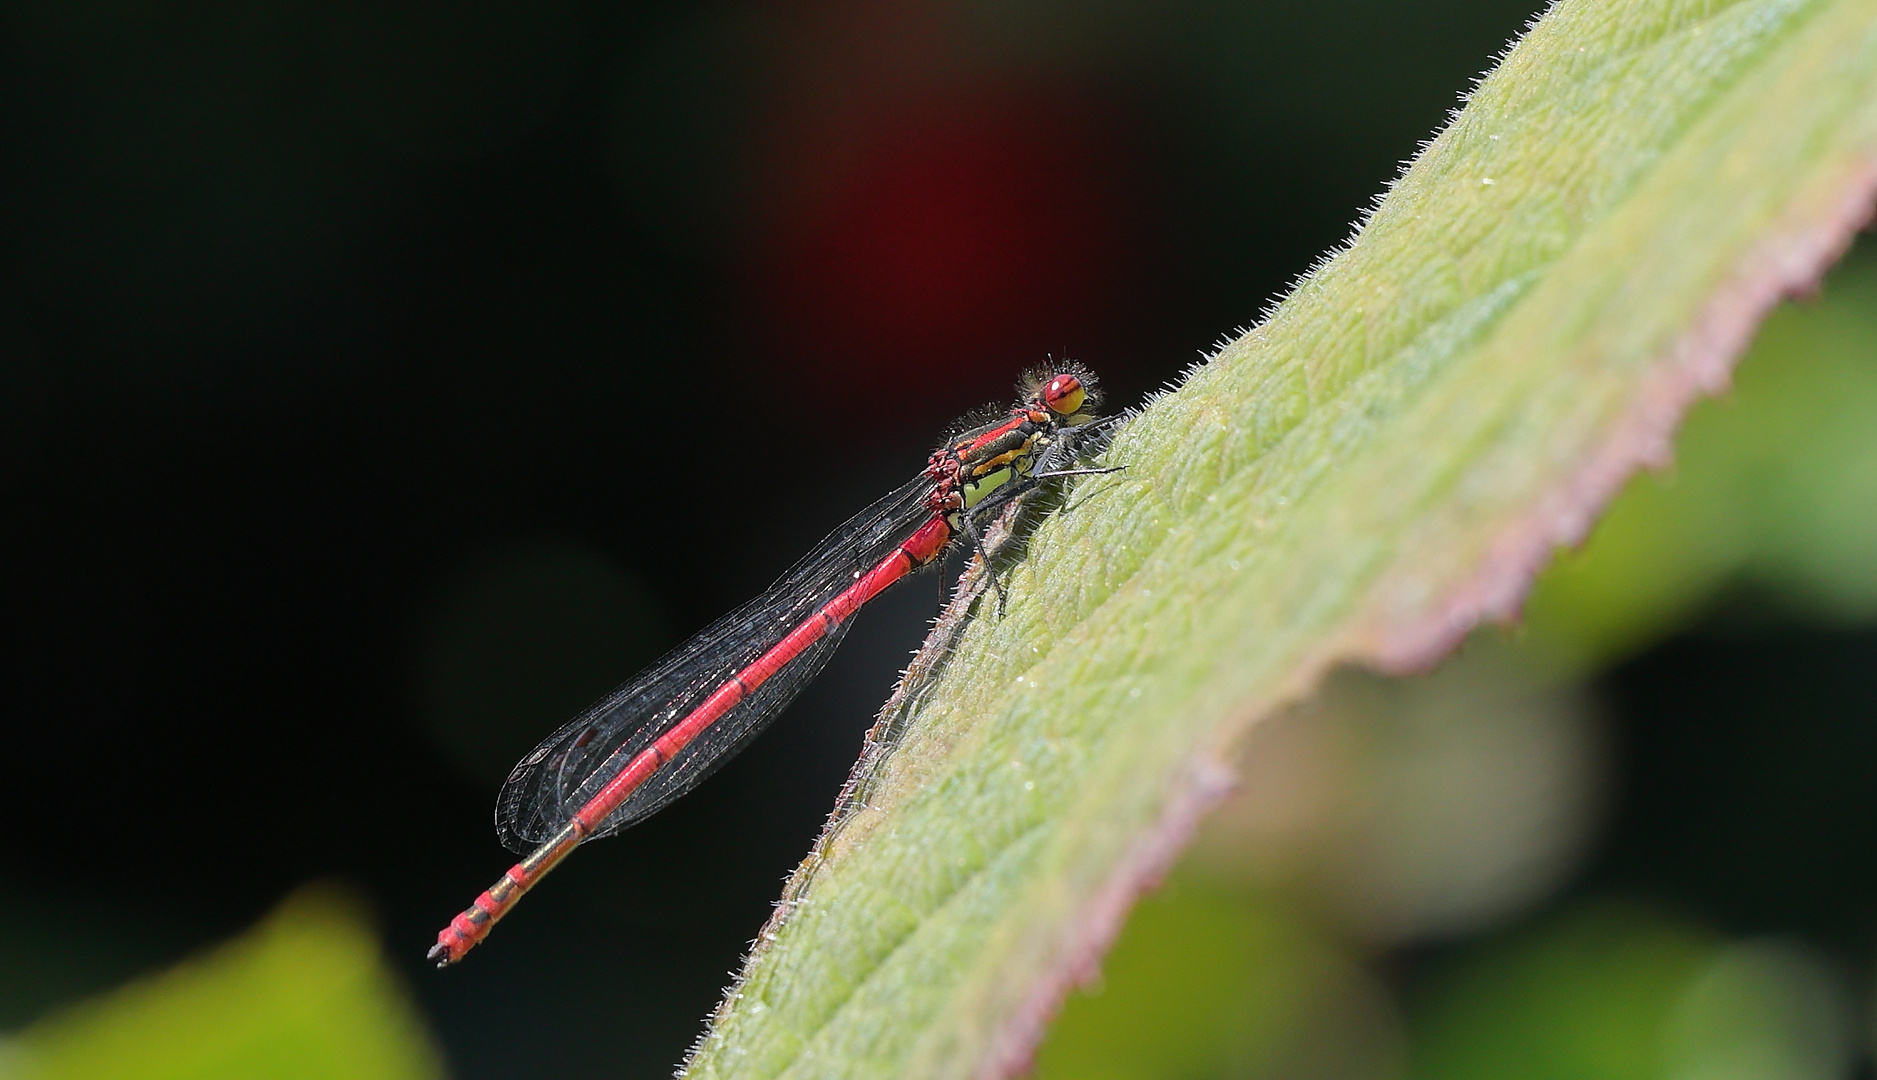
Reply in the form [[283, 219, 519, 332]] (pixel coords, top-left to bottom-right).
[[431, 365, 1118, 966]]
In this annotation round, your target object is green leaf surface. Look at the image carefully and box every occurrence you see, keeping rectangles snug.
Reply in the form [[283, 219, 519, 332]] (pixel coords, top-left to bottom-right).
[[685, 1, 1877, 1077]]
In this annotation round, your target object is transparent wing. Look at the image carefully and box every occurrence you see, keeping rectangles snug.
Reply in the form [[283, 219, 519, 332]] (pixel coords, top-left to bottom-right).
[[495, 475, 939, 852]]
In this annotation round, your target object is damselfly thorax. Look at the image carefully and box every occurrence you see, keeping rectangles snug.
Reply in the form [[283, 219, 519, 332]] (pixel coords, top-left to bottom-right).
[[927, 371, 1095, 522]]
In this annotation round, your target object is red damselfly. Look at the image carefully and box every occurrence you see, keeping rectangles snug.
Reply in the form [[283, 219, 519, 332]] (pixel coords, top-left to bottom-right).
[[431, 365, 1119, 966]]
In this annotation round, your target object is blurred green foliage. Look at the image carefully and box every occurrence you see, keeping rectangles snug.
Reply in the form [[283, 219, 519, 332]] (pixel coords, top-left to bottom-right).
[[1033, 882, 1399, 1080], [1525, 250, 1877, 676], [9, 887, 444, 1080], [1412, 903, 1850, 1080]]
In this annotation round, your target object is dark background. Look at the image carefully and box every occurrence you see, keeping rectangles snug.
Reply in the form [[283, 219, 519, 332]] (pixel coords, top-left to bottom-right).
[[8, 2, 1875, 1078]]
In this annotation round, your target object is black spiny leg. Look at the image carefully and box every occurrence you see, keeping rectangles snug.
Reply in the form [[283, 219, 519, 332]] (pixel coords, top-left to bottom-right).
[[959, 421, 1129, 615], [935, 545, 949, 614], [1027, 465, 1126, 483], [963, 506, 1011, 614]]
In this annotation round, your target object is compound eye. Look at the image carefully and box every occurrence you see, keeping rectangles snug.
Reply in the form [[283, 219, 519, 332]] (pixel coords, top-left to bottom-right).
[[1041, 373, 1086, 415]]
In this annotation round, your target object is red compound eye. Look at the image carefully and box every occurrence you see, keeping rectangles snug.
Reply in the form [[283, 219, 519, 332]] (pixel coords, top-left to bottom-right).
[[1041, 374, 1085, 415]]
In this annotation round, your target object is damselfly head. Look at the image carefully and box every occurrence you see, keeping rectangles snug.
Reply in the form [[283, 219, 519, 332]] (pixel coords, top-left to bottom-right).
[[1021, 360, 1100, 419]]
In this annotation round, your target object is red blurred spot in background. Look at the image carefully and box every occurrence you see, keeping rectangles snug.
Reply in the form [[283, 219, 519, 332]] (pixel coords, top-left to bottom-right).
[[753, 92, 1140, 421]]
